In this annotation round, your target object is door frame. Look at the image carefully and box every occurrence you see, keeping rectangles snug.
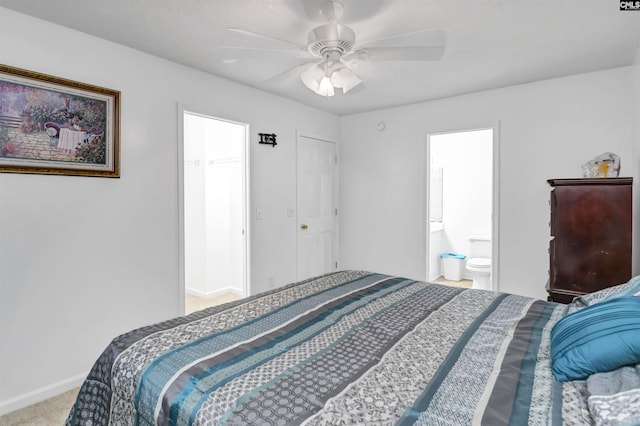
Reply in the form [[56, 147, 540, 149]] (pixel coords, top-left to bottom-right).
[[425, 123, 500, 291], [177, 105, 251, 315], [296, 130, 339, 281]]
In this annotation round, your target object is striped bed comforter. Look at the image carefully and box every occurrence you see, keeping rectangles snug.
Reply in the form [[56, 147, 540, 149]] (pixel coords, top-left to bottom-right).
[[66, 271, 587, 425]]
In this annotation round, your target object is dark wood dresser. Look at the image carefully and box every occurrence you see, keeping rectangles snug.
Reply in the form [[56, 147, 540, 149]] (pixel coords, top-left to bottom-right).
[[547, 177, 633, 303]]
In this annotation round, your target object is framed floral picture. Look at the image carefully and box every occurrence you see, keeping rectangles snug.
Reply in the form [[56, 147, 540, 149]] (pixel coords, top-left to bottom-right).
[[0, 64, 120, 177]]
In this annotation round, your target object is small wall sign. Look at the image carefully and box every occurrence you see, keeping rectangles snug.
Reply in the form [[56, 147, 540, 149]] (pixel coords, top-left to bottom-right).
[[258, 133, 277, 147]]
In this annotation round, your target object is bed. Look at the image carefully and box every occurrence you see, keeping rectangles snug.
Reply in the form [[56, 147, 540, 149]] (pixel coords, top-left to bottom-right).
[[66, 271, 640, 425]]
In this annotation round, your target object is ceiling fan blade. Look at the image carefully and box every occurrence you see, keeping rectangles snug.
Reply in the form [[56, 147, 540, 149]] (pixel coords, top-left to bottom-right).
[[299, 0, 385, 23], [225, 28, 304, 50], [363, 45, 445, 61], [221, 46, 309, 59], [263, 61, 321, 85], [360, 28, 446, 48], [319, 0, 344, 22]]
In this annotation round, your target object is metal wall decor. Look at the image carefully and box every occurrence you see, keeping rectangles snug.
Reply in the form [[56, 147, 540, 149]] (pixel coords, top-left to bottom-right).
[[258, 133, 277, 147]]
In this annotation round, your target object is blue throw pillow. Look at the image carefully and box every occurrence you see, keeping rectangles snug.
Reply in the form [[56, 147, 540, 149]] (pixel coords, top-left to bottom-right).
[[550, 296, 640, 382]]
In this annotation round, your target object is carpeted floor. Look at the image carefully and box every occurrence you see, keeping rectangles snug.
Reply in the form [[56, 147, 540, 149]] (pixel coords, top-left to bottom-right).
[[185, 291, 242, 314], [0, 387, 78, 425], [0, 292, 242, 425]]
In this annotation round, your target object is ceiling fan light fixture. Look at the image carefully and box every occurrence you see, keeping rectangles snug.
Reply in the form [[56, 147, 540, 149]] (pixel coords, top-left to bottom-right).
[[224, 4, 447, 100], [330, 66, 362, 93], [301, 62, 336, 97], [317, 76, 335, 97], [300, 63, 324, 92]]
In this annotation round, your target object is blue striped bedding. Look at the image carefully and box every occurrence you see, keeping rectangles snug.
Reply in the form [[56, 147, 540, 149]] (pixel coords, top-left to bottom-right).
[[66, 271, 590, 425]]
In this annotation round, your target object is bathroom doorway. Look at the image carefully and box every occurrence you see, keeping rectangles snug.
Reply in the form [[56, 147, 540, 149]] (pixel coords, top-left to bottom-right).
[[426, 128, 497, 290], [179, 110, 249, 314]]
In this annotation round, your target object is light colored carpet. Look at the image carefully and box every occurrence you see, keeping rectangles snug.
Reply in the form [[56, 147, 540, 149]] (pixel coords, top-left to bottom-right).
[[185, 291, 242, 314], [0, 387, 78, 425], [0, 292, 242, 425]]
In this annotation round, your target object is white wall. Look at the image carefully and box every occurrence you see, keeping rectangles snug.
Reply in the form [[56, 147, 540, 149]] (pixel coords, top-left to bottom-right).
[[204, 161, 243, 295], [184, 115, 208, 296], [340, 66, 636, 301], [0, 8, 339, 413]]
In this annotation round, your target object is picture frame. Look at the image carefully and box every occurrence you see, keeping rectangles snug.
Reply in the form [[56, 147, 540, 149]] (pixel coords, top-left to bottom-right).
[[0, 64, 120, 177]]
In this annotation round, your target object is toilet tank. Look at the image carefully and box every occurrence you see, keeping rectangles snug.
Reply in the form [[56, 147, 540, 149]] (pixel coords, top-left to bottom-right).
[[469, 235, 492, 258]]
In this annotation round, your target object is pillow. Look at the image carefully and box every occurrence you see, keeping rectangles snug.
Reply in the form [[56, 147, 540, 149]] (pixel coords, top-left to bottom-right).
[[572, 276, 640, 308], [550, 296, 640, 382]]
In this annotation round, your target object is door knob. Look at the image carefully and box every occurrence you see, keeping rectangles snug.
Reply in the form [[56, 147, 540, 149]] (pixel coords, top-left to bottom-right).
[[300, 224, 308, 230]]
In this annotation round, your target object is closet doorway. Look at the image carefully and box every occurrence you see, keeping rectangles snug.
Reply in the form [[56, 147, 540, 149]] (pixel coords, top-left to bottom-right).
[[180, 110, 249, 314]]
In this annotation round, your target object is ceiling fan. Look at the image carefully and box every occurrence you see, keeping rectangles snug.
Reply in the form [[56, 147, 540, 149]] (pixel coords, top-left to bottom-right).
[[223, 0, 445, 97]]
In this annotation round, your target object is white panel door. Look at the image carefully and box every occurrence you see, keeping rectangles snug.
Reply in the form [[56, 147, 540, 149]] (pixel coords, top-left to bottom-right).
[[297, 136, 336, 281]]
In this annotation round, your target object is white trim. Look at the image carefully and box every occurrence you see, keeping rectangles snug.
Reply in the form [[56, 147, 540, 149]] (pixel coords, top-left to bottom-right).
[[0, 372, 86, 416], [242, 119, 251, 298], [185, 286, 243, 299], [177, 104, 187, 316], [492, 121, 501, 292], [295, 130, 336, 144]]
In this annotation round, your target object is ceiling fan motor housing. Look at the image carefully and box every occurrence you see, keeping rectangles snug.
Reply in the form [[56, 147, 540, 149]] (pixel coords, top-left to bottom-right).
[[307, 23, 355, 59]]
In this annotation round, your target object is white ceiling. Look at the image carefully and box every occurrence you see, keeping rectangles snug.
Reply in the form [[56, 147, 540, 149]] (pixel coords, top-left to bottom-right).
[[1, 0, 639, 116]]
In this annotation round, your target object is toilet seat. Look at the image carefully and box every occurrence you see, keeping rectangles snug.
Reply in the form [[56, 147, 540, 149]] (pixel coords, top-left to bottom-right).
[[466, 257, 492, 290], [467, 257, 491, 270]]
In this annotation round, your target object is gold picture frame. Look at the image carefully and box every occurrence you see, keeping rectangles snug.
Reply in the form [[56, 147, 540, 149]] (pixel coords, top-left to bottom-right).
[[0, 64, 120, 177]]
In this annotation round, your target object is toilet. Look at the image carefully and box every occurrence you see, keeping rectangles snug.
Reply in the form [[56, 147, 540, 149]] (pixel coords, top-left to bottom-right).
[[466, 235, 492, 290]]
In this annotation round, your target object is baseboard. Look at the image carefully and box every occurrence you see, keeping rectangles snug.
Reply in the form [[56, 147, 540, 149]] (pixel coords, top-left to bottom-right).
[[185, 286, 242, 299], [0, 372, 86, 416]]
